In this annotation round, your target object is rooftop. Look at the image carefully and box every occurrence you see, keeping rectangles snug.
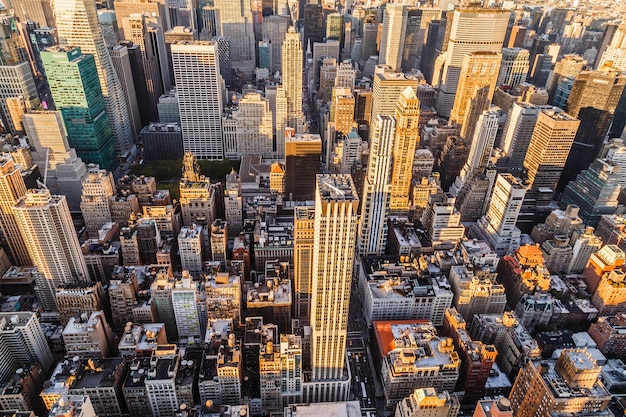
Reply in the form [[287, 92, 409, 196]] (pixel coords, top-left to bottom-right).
[[317, 174, 358, 202]]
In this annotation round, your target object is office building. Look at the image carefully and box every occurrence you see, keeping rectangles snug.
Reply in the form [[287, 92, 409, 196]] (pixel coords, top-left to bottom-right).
[[497, 47, 529, 88], [285, 133, 321, 202], [420, 193, 465, 249], [108, 45, 142, 139], [79, 166, 115, 237], [378, 4, 407, 72], [263, 15, 290, 74], [172, 41, 223, 159], [23, 111, 88, 212], [178, 225, 203, 277], [213, 0, 255, 78], [205, 268, 241, 326], [545, 54, 587, 103], [358, 256, 453, 327], [223, 93, 274, 159], [371, 69, 420, 130], [561, 159, 621, 227], [559, 64, 626, 192], [520, 109, 579, 229], [283, 27, 303, 129], [358, 115, 394, 256], [141, 123, 184, 161], [172, 274, 202, 339], [0, 158, 30, 266], [592, 269, 626, 316], [508, 349, 611, 417], [55, 282, 104, 325], [0, 312, 54, 381], [389, 87, 420, 214], [54, 0, 134, 159], [62, 310, 115, 358], [259, 332, 303, 413], [434, 7, 508, 117], [500, 103, 545, 175], [0, 61, 39, 136], [374, 320, 460, 408], [401, 8, 442, 73], [306, 175, 358, 402], [13, 189, 88, 286], [42, 47, 117, 171], [448, 52, 502, 134], [293, 204, 315, 320], [473, 174, 527, 256]]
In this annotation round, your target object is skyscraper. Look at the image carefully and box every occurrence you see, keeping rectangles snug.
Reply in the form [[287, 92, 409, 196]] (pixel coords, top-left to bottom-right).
[[54, 0, 135, 158], [498, 47, 530, 88], [558, 64, 626, 193], [171, 41, 223, 159], [358, 115, 395, 256], [294, 204, 315, 320], [0, 158, 30, 266], [13, 188, 89, 286], [434, 7, 508, 117], [41, 47, 117, 171], [282, 27, 303, 129], [545, 54, 587, 103], [308, 174, 358, 402], [473, 173, 527, 256], [80, 166, 116, 237], [378, 4, 407, 72], [213, 0, 255, 78], [448, 51, 502, 133], [389, 87, 420, 215], [285, 133, 322, 201], [262, 15, 290, 74]]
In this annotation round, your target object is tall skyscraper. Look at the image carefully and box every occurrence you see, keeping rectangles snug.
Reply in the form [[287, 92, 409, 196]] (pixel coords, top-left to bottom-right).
[[41, 47, 117, 171], [501, 103, 544, 175], [390, 87, 420, 214], [0, 158, 30, 266], [308, 174, 358, 401], [558, 64, 626, 193], [108, 45, 142, 140], [54, 0, 135, 159], [282, 27, 303, 129], [434, 7, 508, 117], [124, 13, 170, 114], [401, 8, 442, 73], [448, 51, 502, 133], [473, 173, 527, 256], [378, 4, 407, 72], [171, 41, 223, 159], [262, 15, 290, 74], [0, 18, 40, 135], [12, 0, 54, 28], [518, 109, 579, 231], [358, 115, 395, 256], [80, 166, 116, 237], [213, 0, 255, 78], [13, 188, 89, 286], [371, 68, 420, 129]]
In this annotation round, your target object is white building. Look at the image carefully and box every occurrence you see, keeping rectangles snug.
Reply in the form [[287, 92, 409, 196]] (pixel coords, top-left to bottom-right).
[[498, 47, 530, 88], [282, 27, 303, 129], [172, 274, 201, 339], [13, 189, 89, 285], [434, 7, 509, 117], [213, 0, 255, 78], [358, 115, 395, 255], [473, 173, 527, 256], [49, 395, 97, 417], [378, 4, 407, 72], [171, 42, 224, 159], [178, 225, 203, 277], [62, 310, 114, 358], [306, 175, 358, 402], [80, 166, 116, 236]]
